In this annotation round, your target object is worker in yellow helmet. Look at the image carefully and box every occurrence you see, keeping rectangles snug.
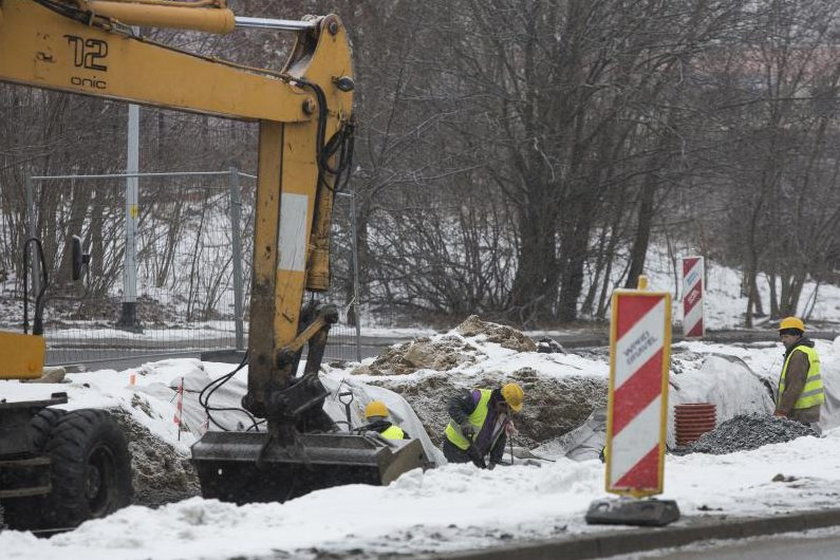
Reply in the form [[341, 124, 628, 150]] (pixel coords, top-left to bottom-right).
[[774, 316, 824, 426], [362, 401, 409, 440], [442, 382, 524, 469]]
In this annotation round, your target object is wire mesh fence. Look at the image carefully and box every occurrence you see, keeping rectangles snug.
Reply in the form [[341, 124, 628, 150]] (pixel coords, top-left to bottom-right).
[[23, 169, 361, 366]]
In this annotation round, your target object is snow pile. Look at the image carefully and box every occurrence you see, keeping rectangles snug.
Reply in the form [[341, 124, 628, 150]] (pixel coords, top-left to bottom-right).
[[674, 415, 820, 456]]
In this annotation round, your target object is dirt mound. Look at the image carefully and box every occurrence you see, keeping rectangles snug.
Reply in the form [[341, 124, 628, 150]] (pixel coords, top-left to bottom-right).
[[110, 408, 200, 508], [361, 367, 607, 449], [353, 335, 482, 376], [352, 316, 539, 376], [456, 315, 537, 352]]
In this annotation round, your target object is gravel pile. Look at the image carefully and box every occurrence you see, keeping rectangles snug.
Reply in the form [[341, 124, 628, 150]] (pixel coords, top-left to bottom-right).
[[674, 414, 820, 455]]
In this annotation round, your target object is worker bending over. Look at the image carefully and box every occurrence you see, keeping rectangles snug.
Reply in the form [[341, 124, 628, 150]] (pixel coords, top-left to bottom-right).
[[775, 316, 824, 426], [443, 382, 524, 469], [362, 401, 409, 440]]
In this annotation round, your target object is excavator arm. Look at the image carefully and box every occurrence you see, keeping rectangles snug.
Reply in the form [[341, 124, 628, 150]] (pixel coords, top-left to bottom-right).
[[0, 0, 350, 406], [1, 0, 425, 505]]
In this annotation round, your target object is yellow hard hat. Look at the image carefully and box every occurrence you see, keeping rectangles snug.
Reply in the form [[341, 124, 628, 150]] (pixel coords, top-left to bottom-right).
[[778, 316, 805, 332], [501, 382, 524, 412], [365, 400, 389, 419]]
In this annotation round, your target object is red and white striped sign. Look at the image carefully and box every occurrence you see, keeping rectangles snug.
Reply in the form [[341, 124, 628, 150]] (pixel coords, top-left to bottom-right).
[[682, 256, 704, 338], [605, 290, 672, 497], [173, 378, 184, 428]]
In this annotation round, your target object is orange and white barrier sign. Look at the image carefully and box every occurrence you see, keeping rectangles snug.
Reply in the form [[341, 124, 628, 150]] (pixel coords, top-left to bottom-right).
[[681, 256, 704, 338], [173, 378, 184, 428], [605, 289, 672, 497]]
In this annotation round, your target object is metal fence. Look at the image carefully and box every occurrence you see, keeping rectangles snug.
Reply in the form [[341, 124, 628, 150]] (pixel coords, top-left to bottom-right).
[[24, 169, 361, 366]]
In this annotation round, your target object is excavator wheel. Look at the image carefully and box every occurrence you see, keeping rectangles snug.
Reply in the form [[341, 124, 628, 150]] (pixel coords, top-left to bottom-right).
[[30, 407, 67, 450], [0, 407, 68, 530], [41, 409, 133, 528]]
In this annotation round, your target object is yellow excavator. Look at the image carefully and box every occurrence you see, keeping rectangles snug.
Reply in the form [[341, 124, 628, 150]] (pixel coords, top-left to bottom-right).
[[0, 0, 425, 528]]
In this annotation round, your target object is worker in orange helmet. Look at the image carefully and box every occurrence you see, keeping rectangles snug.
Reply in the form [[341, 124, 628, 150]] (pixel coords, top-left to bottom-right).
[[442, 382, 523, 469], [774, 316, 824, 426], [362, 400, 409, 440]]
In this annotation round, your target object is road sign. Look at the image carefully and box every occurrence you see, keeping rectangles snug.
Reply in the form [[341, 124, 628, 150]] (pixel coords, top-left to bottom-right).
[[605, 289, 672, 497], [682, 256, 704, 338]]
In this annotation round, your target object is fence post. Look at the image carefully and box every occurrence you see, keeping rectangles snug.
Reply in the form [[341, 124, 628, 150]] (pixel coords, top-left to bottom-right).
[[25, 174, 39, 300], [229, 167, 245, 351], [348, 190, 362, 363], [119, 104, 140, 330]]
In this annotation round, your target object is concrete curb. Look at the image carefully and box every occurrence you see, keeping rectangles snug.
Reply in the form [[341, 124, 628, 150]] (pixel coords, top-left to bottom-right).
[[426, 508, 840, 560]]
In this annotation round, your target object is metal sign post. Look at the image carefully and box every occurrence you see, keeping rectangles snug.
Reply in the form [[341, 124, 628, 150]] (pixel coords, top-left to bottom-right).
[[586, 276, 680, 526], [682, 256, 705, 338]]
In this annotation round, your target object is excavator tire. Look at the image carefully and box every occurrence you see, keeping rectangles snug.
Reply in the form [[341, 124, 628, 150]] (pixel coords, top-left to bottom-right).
[[0, 407, 68, 530], [41, 409, 132, 528], [30, 407, 67, 450]]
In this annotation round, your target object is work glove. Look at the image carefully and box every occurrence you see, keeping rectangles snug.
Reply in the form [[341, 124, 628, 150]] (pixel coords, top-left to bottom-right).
[[460, 422, 475, 439], [466, 446, 486, 469]]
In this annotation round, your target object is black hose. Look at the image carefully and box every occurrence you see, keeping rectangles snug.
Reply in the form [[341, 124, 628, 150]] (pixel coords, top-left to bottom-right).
[[198, 351, 262, 432], [22, 238, 48, 336], [292, 78, 356, 193]]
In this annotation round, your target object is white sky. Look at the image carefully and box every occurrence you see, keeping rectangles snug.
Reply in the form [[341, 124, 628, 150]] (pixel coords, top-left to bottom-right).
[[4, 256, 840, 558]]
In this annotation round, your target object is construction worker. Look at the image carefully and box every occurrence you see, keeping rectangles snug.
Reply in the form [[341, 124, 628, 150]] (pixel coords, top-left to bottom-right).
[[362, 401, 409, 440], [774, 316, 824, 426], [443, 382, 524, 469]]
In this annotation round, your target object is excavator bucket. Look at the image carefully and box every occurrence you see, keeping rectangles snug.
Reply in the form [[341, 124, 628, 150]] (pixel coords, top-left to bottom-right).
[[191, 431, 428, 503]]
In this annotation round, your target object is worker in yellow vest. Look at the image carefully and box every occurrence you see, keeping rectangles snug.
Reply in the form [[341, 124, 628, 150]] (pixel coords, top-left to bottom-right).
[[362, 401, 409, 440], [443, 382, 524, 469], [774, 316, 824, 426]]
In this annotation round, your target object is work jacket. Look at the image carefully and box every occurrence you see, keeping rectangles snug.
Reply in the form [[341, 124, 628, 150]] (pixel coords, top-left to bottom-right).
[[777, 338, 824, 418], [365, 419, 409, 440], [444, 388, 509, 464], [379, 425, 406, 440]]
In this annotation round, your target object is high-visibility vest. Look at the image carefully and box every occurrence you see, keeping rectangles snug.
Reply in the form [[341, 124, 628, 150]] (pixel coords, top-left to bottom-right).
[[380, 425, 405, 440], [444, 389, 491, 450], [778, 345, 824, 409]]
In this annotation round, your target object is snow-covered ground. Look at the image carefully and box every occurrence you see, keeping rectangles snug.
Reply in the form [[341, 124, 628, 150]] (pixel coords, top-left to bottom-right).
[[4, 255, 840, 559], [2, 338, 840, 558]]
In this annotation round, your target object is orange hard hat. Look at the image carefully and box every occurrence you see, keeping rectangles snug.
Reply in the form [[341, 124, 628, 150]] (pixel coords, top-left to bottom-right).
[[364, 400, 389, 419], [778, 317, 805, 332], [501, 383, 524, 412]]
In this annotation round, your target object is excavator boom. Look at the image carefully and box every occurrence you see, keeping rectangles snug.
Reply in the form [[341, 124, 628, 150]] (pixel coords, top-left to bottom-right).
[[0, 0, 425, 507]]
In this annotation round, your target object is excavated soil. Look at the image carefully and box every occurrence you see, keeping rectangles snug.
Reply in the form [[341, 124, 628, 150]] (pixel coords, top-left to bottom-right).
[[376, 368, 607, 449], [673, 414, 820, 455], [455, 315, 537, 352], [355, 335, 482, 376], [110, 409, 201, 507], [352, 316, 607, 448]]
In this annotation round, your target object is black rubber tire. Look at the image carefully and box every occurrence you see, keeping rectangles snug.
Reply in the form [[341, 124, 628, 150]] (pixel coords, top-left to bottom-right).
[[42, 409, 133, 528], [30, 407, 67, 450], [0, 407, 68, 530]]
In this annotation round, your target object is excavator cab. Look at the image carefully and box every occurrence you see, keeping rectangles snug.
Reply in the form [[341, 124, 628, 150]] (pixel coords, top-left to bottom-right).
[[0, 0, 426, 504]]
